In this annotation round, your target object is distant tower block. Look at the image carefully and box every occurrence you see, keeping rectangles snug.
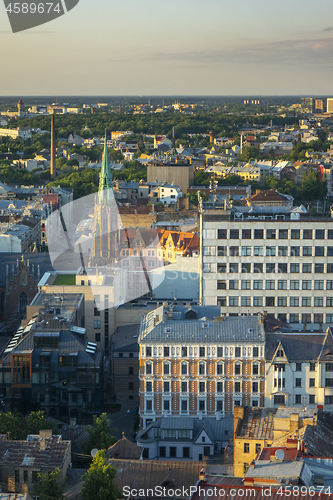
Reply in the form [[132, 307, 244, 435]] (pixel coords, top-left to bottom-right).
[[17, 99, 24, 114], [209, 130, 215, 144], [50, 115, 56, 181]]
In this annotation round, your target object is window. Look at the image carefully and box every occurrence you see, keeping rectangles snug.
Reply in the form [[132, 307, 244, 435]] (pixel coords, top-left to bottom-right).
[[303, 246, 312, 256], [164, 346, 169, 357], [199, 382, 205, 393], [253, 347, 259, 357], [183, 447, 190, 458], [235, 347, 241, 357], [326, 363, 333, 371], [244, 443, 249, 453], [315, 263, 324, 273], [230, 246, 239, 256], [241, 263, 251, 273], [242, 229, 251, 239], [327, 298, 333, 307], [279, 229, 288, 239], [218, 246, 227, 256], [266, 297, 275, 307], [266, 263, 275, 273], [295, 377, 302, 387], [267, 229, 276, 239], [329, 230, 333, 239], [302, 314, 312, 323], [314, 297, 323, 307], [15, 470, 20, 484], [302, 280, 311, 290], [253, 296, 262, 306], [24, 470, 28, 483], [218, 229, 227, 239], [290, 313, 299, 323], [94, 320, 100, 329], [327, 314, 333, 322], [146, 381, 152, 392], [199, 400, 206, 411], [129, 382, 134, 390], [278, 263, 288, 273], [235, 381, 241, 392], [302, 297, 311, 307], [229, 280, 238, 290], [217, 280, 227, 289], [229, 263, 239, 273], [253, 263, 263, 273], [309, 395, 315, 404], [254, 229, 263, 239], [278, 246, 288, 256], [217, 297, 226, 306], [302, 263, 312, 273], [278, 280, 287, 290], [328, 247, 333, 257], [290, 280, 299, 290], [309, 378, 315, 387], [290, 246, 300, 256], [146, 400, 153, 411], [290, 297, 299, 307], [295, 395, 302, 404], [217, 264, 227, 273], [253, 280, 263, 290], [310, 362, 316, 371], [217, 363, 223, 375], [163, 381, 170, 392], [199, 347, 205, 357], [278, 297, 287, 307], [256, 443, 261, 454], [181, 400, 188, 412], [217, 346, 223, 357], [230, 229, 239, 239], [95, 332, 101, 342], [32, 471, 38, 483], [274, 395, 285, 405], [303, 229, 313, 239], [169, 447, 176, 457], [316, 229, 325, 239], [241, 246, 251, 256], [290, 263, 299, 273], [216, 400, 223, 411], [266, 280, 275, 290], [181, 363, 187, 375], [314, 280, 324, 290], [94, 306, 100, 316], [159, 446, 166, 457], [217, 382, 223, 392], [146, 363, 152, 375], [291, 229, 300, 239], [254, 246, 263, 256], [163, 363, 170, 375], [241, 280, 251, 290], [314, 314, 323, 323], [235, 364, 241, 375], [253, 364, 259, 375], [252, 382, 259, 393], [199, 363, 205, 375], [182, 346, 187, 357], [266, 246, 276, 256], [129, 367, 134, 375], [328, 264, 333, 273], [241, 297, 251, 307]]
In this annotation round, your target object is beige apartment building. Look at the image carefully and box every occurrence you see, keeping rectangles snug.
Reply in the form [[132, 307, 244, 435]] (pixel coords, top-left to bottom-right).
[[138, 306, 265, 428]]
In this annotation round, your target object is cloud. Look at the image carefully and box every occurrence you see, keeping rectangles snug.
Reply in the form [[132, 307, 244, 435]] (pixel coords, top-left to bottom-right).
[[323, 27, 333, 32]]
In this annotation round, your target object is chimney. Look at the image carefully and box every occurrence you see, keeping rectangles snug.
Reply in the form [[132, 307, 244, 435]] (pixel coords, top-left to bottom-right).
[[50, 115, 56, 181], [39, 429, 52, 439], [40, 438, 46, 451]]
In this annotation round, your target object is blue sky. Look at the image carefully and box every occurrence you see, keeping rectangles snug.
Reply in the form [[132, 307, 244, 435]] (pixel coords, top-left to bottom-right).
[[1, 0, 333, 95]]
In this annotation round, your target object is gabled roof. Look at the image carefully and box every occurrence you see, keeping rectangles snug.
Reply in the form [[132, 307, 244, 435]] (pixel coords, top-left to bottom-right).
[[248, 189, 290, 203], [107, 433, 142, 460], [318, 328, 333, 362], [265, 333, 325, 363]]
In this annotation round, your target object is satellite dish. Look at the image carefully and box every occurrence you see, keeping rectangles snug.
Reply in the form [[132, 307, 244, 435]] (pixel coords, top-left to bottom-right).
[[275, 449, 285, 460], [91, 448, 98, 458]]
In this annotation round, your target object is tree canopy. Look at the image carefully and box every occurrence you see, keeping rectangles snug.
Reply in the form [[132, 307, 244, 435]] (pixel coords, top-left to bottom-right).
[[82, 450, 122, 500], [32, 468, 67, 500], [82, 413, 117, 455], [0, 411, 53, 440]]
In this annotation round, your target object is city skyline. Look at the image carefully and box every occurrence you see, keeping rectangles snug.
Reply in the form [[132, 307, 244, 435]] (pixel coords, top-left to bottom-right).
[[0, 0, 333, 95]]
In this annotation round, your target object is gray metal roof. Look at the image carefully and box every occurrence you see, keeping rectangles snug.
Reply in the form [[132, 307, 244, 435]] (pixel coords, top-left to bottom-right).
[[140, 315, 265, 343], [266, 333, 325, 362]]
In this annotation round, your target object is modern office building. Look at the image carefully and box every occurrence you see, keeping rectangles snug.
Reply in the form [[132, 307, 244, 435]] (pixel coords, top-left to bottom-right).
[[199, 194, 333, 329]]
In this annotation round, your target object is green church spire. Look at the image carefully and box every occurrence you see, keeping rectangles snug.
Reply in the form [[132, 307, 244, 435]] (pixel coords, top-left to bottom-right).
[[98, 132, 113, 203]]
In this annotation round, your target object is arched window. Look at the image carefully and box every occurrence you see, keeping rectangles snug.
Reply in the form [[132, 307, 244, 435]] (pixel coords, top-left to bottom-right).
[[19, 292, 27, 317]]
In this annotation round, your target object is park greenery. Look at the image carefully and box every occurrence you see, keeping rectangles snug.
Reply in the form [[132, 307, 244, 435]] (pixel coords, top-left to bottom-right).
[[0, 411, 53, 440]]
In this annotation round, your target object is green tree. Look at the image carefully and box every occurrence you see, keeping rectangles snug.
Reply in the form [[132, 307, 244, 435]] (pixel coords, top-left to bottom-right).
[[0, 411, 52, 440], [32, 468, 67, 500], [82, 450, 122, 500], [82, 414, 117, 454]]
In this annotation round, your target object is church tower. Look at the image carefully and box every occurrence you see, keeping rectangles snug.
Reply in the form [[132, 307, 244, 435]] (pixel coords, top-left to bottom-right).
[[92, 134, 118, 265]]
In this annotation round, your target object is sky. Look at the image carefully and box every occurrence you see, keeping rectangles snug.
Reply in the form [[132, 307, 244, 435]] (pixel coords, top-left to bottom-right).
[[1, 0, 333, 95]]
